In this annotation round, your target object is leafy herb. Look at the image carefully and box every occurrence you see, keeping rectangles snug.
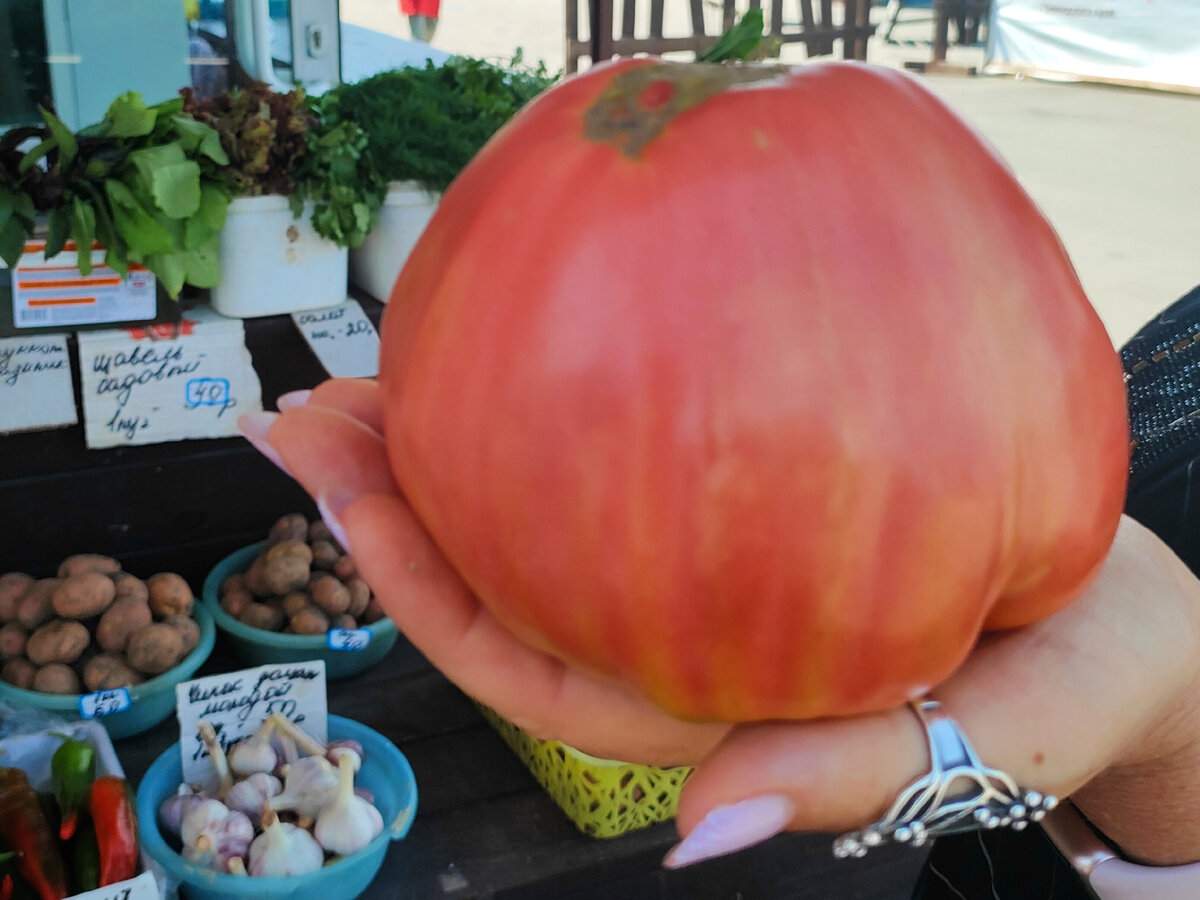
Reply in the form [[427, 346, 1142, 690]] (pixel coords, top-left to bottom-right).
[[322, 51, 559, 194], [0, 93, 230, 297], [182, 83, 379, 248], [698, 8, 766, 62]]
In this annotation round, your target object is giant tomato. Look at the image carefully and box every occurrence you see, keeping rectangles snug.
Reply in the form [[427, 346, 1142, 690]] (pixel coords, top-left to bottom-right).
[[378, 59, 1129, 723]]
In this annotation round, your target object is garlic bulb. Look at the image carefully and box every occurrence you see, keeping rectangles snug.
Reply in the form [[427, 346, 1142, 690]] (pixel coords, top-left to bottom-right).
[[197, 720, 234, 797], [268, 755, 339, 819], [225, 772, 282, 827], [314, 754, 383, 856], [229, 718, 278, 776], [248, 809, 325, 877], [181, 799, 254, 874], [158, 783, 210, 839], [326, 739, 363, 773]]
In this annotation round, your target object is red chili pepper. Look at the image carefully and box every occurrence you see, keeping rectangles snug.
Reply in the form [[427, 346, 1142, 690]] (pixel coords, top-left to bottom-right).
[[0, 768, 68, 900], [1, 873, 13, 900], [87, 776, 138, 887]]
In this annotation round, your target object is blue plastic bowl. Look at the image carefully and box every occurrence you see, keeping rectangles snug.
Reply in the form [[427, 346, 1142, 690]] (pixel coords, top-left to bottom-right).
[[0, 605, 215, 739], [201, 543, 399, 680], [137, 715, 418, 900]]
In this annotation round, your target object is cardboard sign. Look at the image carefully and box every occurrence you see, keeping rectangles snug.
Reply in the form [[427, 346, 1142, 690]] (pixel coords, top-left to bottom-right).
[[67, 871, 160, 900], [174, 660, 328, 784], [76, 305, 263, 448], [8, 240, 156, 329], [0, 334, 78, 433], [291, 300, 380, 378]]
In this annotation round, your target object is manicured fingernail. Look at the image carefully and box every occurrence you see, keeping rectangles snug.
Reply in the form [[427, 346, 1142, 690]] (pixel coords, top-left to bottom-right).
[[237, 412, 291, 477], [316, 490, 355, 553], [276, 389, 312, 411], [663, 794, 795, 869]]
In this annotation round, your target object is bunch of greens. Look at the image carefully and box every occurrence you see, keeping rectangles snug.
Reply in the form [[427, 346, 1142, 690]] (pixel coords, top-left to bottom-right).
[[321, 51, 559, 195], [182, 83, 378, 248], [0, 93, 231, 297]]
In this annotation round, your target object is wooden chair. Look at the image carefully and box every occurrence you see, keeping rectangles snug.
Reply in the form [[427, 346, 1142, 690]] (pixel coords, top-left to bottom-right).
[[566, 0, 875, 73]]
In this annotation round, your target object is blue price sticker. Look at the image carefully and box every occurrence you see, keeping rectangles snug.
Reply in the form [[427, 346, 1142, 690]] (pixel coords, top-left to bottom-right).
[[79, 688, 132, 719], [327, 628, 371, 652], [185, 377, 231, 408]]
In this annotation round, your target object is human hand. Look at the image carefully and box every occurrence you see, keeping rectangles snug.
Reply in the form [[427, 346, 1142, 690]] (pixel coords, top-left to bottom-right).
[[240, 380, 1200, 869]]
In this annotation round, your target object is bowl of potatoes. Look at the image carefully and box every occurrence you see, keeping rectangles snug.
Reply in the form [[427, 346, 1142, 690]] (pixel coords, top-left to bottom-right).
[[201, 514, 399, 680], [0, 554, 216, 738]]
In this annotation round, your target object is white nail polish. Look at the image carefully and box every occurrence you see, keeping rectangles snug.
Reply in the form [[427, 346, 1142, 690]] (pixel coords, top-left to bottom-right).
[[663, 794, 795, 869], [316, 492, 352, 553]]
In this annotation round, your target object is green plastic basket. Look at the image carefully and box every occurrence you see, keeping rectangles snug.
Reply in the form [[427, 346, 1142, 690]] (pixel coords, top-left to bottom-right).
[[478, 704, 694, 838]]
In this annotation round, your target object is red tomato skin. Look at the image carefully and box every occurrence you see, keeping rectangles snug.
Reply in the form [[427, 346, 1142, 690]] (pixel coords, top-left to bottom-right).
[[379, 59, 1129, 723]]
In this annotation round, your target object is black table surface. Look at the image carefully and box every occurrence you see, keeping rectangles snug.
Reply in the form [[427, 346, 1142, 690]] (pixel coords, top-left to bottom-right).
[[2, 296, 930, 899]]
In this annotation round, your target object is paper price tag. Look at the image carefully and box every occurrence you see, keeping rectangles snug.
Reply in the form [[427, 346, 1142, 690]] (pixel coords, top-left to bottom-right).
[[291, 300, 380, 378], [79, 688, 132, 719], [174, 660, 328, 785], [0, 334, 78, 434], [76, 305, 263, 448], [67, 871, 160, 900], [327, 627, 371, 652]]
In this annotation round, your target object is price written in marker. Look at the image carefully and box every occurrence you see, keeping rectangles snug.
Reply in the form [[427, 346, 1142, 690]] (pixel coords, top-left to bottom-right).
[[79, 688, 132, 719], [327, 628, 372, 652], [292, 300, 380, 378], [67, 870, 160, 900]]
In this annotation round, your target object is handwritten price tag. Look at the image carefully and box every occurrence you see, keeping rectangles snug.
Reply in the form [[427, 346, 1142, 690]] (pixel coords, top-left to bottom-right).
[[79, 688, 132, 719], [68, 871, 160, 900], [175, 660, 328, 785], [291, 300, 380, 378], [76, 306, 263, 448], [327, 628, 371, 652], [0, 334, 78, 434]]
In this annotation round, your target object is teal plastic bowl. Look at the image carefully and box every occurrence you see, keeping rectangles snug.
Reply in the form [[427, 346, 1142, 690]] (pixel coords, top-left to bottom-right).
[[201, 543, 399, 680], [137, 715, 417, 900], [0, 604, 215, 739]]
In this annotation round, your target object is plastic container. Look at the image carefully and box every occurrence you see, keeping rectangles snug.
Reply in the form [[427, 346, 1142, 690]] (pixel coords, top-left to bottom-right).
[[349, 181, 439, 303], [211, 195, 349, 318], [137, 715, 417, 900], [201, 543, 399, 680], [477, 705, 694, 838], [0, 605, 216, 740]]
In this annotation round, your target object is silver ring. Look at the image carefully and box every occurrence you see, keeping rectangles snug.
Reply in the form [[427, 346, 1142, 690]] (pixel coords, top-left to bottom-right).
[[833, 699, 1058, 858]]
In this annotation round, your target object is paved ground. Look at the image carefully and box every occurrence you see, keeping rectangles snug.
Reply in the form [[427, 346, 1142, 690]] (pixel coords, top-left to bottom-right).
[[340, 1, 1200, 346]]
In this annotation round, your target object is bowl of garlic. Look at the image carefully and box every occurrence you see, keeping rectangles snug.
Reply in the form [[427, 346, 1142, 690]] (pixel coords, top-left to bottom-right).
[[135, 713, 418, 900]]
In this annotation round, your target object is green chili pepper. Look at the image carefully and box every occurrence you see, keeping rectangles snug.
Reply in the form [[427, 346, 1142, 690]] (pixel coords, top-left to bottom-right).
[[50, 737, 95, 842], [69, 820, 100, 895]]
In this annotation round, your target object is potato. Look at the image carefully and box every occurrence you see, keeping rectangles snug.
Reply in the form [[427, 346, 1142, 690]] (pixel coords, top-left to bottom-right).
[[237, 602, 285, 633], [281, 591, 312, 618], [1, 657, 36, 689], [26, 619, 91, 665], [111, 572, 149, 604], [0, 622, 27, 660], [96, 597, 153, 653], [287, 606, 329, 635], [333, 555, 359, 581], [308, 574, 350, 616], [32, 662, 81, 694], [126, 622, 186, 675], [250, 541, 312, 596], [268, 513, 309, 545], [330, 613, 358, 631], [308, 519, 335, 545], [0, 572, 34, 623], [52, 573, 116, 620], [83, 653, 146, 692], [220, 586, 253, 619], [310, 540, 341, 571], [57, 554, 121, 578], [162, 614, 201, 655], [221, 573, 247, 597], [344, 578, 371, 619], [360, 595, 387, 625], [16, 579, 59, 630], [146, 572, 194, 618]]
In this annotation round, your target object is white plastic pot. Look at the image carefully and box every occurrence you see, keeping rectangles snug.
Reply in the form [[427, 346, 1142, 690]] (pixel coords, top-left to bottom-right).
[[350, 181, 440, 303], [211, 195, 349, 318]]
